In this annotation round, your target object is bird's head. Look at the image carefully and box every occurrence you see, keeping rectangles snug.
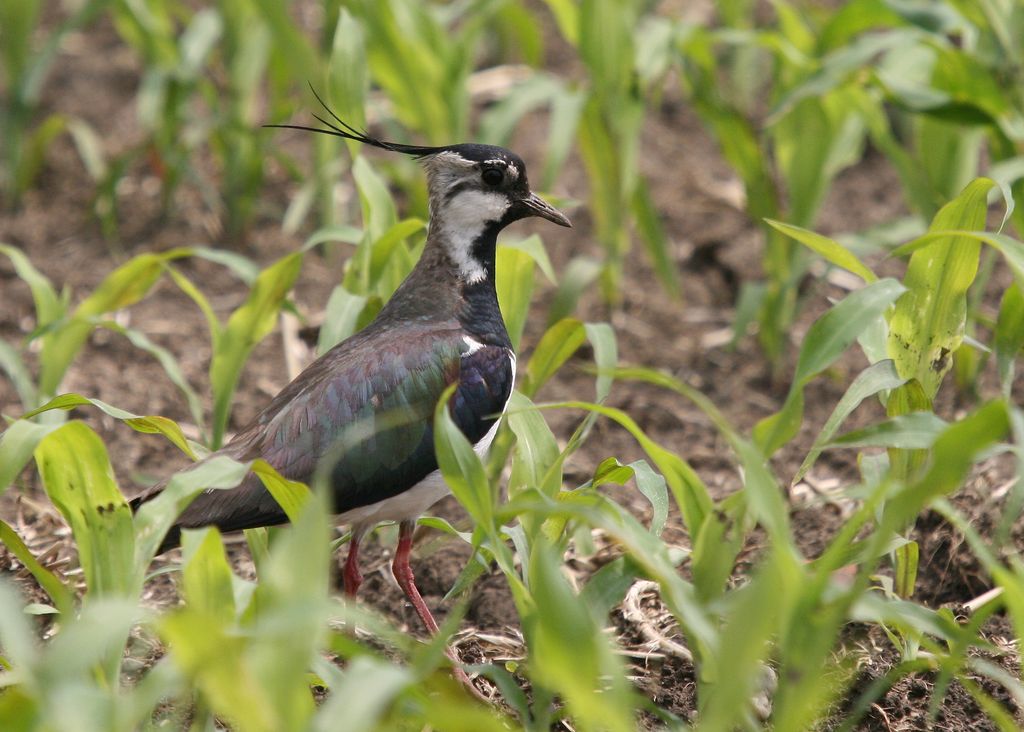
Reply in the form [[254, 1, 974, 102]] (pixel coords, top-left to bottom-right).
[[268, 90, 571, 283], [417, 143, 570, 230]]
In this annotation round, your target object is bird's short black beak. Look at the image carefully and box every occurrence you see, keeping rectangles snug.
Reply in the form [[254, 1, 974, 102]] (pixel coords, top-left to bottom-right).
[[519, 192, 572, 228]]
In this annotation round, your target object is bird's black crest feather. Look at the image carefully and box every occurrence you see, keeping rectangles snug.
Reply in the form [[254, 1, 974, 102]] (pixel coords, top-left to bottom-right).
[[264, 83, 442, 158]]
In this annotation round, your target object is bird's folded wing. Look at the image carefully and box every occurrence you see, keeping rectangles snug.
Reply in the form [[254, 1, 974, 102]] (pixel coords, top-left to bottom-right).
[[165, 323, 513, 537]]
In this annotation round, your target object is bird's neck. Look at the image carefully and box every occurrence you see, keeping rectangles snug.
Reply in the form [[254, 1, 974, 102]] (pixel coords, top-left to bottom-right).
[[377, 219, 511, 349]]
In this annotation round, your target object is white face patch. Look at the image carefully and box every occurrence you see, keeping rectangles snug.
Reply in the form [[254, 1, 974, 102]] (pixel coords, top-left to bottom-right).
[[435, 189, 510, 284]]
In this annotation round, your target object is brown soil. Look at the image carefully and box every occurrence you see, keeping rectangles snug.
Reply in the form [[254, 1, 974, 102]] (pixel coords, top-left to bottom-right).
[[1, 7, 1021, 731]]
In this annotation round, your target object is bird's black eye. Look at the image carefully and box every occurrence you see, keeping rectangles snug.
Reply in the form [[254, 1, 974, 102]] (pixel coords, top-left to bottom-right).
[[481, 167, 503, 186]]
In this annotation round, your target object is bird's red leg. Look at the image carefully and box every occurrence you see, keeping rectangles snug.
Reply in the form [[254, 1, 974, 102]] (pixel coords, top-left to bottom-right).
[[392, 519, 484, 698], [343, 529, 364, 597], [392, 519, 440, 633]]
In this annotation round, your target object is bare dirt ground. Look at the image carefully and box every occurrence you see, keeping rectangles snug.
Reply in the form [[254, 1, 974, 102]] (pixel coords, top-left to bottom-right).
[[1, 9, 1022, 731]]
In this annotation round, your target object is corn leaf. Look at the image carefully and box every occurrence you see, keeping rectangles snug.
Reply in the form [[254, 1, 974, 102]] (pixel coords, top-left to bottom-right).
[[24, 393, 197, 459], [794, 360, 906, 484], [631, 179, 681, 298], [0, 519, 75, 617], [39, 250, 188, 399], [884, 400, 1010, 530], [317, 285, 369, 353], [34, 421, 134, 598], [495, 246, 535, 352], [180, 528, 236, 623], [132, 455, 251, 576], [754, 277, 905, 456], [526, 542, 636, 732], [0, 420, 61, 496], [539, 400, 711, 540], [210, 251, 303, 449], [0, 340, 35, 410], [0, 243, 64, 327], [766, 219, 877, 283], [506, 392, 561, 501], [887, 178, 994, 399], [995, 284, 1024, 396], [251, 459, 311, 524], [585, 321, 617, 403], [831, 412, 949, 449], [522, 318, 585, 398], [434, 385, 493, 530]]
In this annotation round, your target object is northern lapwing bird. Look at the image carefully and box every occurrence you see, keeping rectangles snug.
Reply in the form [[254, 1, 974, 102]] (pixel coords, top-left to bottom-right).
[[132, 98, 570, 668]]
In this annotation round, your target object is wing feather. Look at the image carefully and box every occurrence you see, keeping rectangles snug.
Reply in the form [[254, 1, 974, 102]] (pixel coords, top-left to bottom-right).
[[157, 323, 513, 547]]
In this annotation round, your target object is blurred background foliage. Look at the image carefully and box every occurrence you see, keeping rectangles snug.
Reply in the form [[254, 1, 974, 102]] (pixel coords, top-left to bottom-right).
[[3, 0, 1023, 355], [2, 0, 1024, 730]]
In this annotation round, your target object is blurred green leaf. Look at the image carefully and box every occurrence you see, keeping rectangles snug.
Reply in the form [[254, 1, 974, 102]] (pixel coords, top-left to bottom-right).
[[318, 285, 370, 353], [526, 541, 636, 732], [541, 84, 586, 190], [585, 321, 617, 403], [163, 490, 330, 732], [522, 318, 585, 398], [24, 393, 197, 459], [180, 528, 236, 623], [0, 244, 64, 328], [133, 455, 251, 574], [353, 155, 397, 242], [541, 400, 711, 541], [38, 250, 188, 400], [831, 412, 948, 449], [479, 74, 563, 146], [0, 420, 61, 496], [887, 178, 994, 399], [312, 656, 414, 732], [35, 421, 134, 598], [794, 360, 906, 484], [754, 277, 906, 456], [327, 8, 369, 131], [769, 30, 919, 121], [700, 554, 797, 729], [995, 284, 1024, 397], [631, 179, 681, 298], [190, 246, 262, 284], [369, 218, 425, 288], [547, 256, 600, 325], [0, 520, 74, 617], [434, 385, 493, 530], [773, 95, 850, 228], [0, 580, 38, 669], [15, 114, 67, 196], [501, 233, 556, 284], [252, 459, 312, 524], [766, 219, 878, 283], [506, 392, 561, 502], [302, 226, 364, 253], [540, 0, 579, 47], [0, 341, 35, 410], [210, 251, 303, 449], [495, 246, 535, 351], [160, 609, 279, 732]]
